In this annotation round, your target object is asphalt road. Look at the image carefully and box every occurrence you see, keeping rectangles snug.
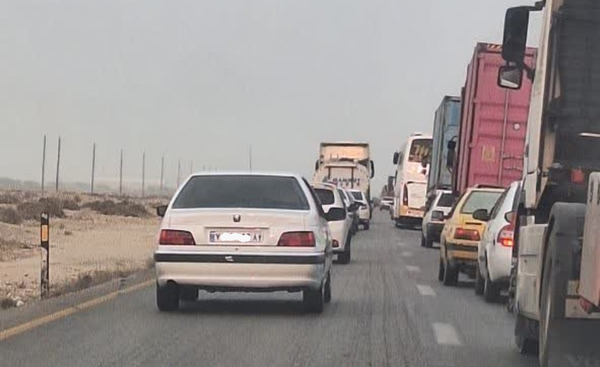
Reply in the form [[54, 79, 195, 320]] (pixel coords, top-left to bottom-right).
[[0, 212, 538, 367]]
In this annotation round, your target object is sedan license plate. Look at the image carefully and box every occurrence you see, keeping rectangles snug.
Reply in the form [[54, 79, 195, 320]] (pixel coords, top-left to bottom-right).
[[209, 230, 264, 244]]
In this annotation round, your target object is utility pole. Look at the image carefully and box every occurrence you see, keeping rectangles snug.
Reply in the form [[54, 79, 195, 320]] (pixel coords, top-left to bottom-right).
[[177, 158, 181, 188], [41, 135, 47, 195], [91, 143, 96, 194], [119, 149, 123, 196], [160, 156, 165, 196], [249, 143, 253, 171], [142, 151, 146, 197], [55, 136, 61, 192]]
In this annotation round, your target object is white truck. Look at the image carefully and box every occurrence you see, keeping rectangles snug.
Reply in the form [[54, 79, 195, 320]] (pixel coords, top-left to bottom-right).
[[497, 1, 600, 366], [313, 142, 375, 203]]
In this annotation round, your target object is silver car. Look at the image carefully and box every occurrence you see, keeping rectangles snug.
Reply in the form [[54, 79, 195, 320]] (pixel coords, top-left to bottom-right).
[[154, 172, 334, 313]]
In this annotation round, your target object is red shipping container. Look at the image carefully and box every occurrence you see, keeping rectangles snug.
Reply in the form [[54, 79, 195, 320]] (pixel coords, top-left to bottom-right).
[[453, 43, 537, 195]]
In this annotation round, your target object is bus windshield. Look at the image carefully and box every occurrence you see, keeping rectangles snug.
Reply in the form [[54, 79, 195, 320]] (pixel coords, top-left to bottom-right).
[[408, 139, 432, 163]]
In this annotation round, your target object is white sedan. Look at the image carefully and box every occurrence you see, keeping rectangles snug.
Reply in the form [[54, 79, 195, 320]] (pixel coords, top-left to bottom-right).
[[312, 182, 356, 264], [154, 172, 334, 313]]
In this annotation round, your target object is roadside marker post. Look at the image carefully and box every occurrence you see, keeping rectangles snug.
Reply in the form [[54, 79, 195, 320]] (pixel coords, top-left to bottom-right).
[[40, 212, 50, 299]]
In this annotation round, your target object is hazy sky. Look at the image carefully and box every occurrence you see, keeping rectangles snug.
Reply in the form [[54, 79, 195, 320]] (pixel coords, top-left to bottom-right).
[[0, 0, 540, 191]]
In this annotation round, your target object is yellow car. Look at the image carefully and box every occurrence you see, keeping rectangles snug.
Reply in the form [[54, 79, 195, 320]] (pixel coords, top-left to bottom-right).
[[438, 187, 504, 286]]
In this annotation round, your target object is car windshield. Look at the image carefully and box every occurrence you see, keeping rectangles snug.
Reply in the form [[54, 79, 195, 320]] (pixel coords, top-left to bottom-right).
[[460, 191, 503, 214], [314, 188, 335, 205], [172, 175, 310, 210], [437, 193, 455, 208]]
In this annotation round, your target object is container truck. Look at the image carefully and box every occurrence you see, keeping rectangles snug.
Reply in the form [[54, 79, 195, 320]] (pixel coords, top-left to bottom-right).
[[426, 96, 461, 199], [448, 43, 536, 196], [497, 1, 600, 366], [314, 142, 375, 202]]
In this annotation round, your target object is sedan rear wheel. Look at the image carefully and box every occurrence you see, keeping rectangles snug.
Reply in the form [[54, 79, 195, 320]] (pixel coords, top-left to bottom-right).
[[475, 263, 485, 296], [156, 282, 179, 312], [324, 272, 332, 303], [303, 284, 324, 313]]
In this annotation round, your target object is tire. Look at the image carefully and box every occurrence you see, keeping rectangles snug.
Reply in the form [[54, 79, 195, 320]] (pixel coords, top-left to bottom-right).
[[514, 313, 539, 355], [303, 284, 324, 314], [363, 222, 370, 230], [483, 270, 500, 303], [442, 258, 459, 286], [420, 233, 427, 248], [424, 236, 433, 249], [475, 263, 484, 296], [324, 272, 332, 303], [338, 245, 351, 265], [179, 286, 198, 302], [438, 257, 445, 282], [538, 203, 585, 367], [156, 282, 179, 312]]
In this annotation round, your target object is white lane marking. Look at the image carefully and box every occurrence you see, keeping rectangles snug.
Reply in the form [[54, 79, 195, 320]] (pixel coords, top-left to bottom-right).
[[406, 265, 421, 273], [432, 323, 462, 346], [416, 284, 436, 296], [401, 251, 413, 258]]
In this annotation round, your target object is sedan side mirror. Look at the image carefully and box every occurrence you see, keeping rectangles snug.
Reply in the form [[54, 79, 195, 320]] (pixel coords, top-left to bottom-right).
[[431, 210, 445, 221], [325, 207, 347, 222], [472, 208, 490, 222], [348, 203, 359, 212], [156, 205, 167, 217]]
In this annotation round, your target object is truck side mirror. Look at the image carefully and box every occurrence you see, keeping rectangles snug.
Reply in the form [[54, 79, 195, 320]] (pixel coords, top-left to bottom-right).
[[501, 6, 530, 65], [498, 63, 523, 90], [393, 152, 399, 165], [446, 140, 456, 169], [314, 160, 319, 171], [370, 161, 375, 179]]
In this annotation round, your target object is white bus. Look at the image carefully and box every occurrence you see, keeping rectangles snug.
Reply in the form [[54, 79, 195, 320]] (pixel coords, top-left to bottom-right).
[[392, 133, 432, 228]]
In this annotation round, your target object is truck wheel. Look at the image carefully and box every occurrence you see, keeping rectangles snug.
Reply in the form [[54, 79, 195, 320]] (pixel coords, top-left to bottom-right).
[[156, 282, 179, 312], [506, 260, 518, 314], [514, 313, 539, 355], [438, 258, 445, 282], [443, 259, 459, 286], [364, 222, 370, 230], [474, 263, 484, 296], [539, 203, 586, 367], [420, 233, 427, 248]]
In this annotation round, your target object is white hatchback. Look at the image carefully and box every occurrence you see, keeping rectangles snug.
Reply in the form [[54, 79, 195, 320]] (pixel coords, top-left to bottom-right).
[[312, 183, 355, 264], [474, 181, 521, 302], [154, 173, 334, 313]]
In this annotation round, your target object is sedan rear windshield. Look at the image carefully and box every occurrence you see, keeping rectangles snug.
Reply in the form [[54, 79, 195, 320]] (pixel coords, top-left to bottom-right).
[[460, 191, 503, 214], [172, 175, 310, 210], [437, 193, 455, 208], [314, 188, 335, 205]]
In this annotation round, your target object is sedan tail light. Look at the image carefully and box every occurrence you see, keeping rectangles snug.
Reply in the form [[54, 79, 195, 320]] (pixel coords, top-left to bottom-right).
[[497, 225, 514, 247], [277, 232, 316, 247], [454, 228, 480, 241], [159, 230, 196, 245]]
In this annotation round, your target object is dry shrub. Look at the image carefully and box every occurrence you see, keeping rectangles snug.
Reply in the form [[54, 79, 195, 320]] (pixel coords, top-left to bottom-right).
[[51, 269, 135, 296], [61, 199, 80, 211], [0, 207, 23, 225], [83, 200, 149, 218], [17, 198, 66, 220], [0, 193, 19, 205]]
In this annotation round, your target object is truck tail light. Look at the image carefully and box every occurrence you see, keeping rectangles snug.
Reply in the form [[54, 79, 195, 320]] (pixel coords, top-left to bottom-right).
[[277, 232, 316, 247], [332, 239, 340, 248], [159, 230, 196, 245], [571, 168, 586, 184], [403, 184, 409, 206], [497, 225, 514, 247], [454, 228, 480, 241]]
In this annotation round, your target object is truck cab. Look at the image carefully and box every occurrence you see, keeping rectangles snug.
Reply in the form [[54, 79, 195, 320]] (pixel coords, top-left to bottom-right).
[[498, 1, 600, 365]]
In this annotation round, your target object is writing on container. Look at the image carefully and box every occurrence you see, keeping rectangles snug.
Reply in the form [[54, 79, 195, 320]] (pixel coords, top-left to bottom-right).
[[329, 178, 362, 187]]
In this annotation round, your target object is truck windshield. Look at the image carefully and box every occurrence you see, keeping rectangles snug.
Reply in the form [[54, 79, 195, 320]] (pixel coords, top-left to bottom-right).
[[460, 191, 502, 215]]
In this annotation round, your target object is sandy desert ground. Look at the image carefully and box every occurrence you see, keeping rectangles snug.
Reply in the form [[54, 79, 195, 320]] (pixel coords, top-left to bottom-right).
[[0, 191, 165, 308]]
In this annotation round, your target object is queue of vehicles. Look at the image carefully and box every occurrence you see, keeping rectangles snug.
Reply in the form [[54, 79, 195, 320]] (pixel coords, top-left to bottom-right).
[[385, 1, 600, 365]]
